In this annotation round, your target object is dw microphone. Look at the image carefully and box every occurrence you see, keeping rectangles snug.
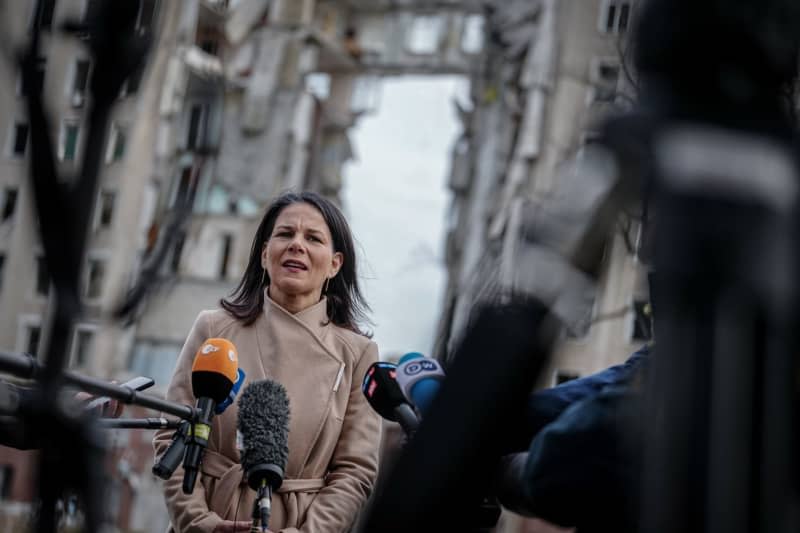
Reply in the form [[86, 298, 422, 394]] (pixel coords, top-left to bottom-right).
[[361, 361, 419, 436], [395, 352, 445, 417]]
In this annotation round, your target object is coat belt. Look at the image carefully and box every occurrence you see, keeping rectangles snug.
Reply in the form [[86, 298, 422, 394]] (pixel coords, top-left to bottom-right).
[[201, 449, 325, 495]]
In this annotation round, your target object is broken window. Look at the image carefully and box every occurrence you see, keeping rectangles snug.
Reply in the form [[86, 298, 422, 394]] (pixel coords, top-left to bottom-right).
[[10, 122, 28, 158], [554, 370, 580, 386], [98, 190, 116, 228], [197, 26, 220, 56], [631, 299, 653, 341], [72, 59, 90, 107], [85, 258, 106, 299], [71, 327, 94, 367], [305, 73, 331, 100], [2, 188, 18, 222], [25, 324, 41, 356], [121, 63, 145, 96], [106, 123, 126, 162], [602, 1, 632, 34], [593, 60, 620, 103], [350, 76, 380, 114], [35, 256, 49, 296], [20, 57, 46, 96], [173, 166, 198, 208], [31, 0, 56, 31], [136, 0, 158, 35], [186, 104, 208, 150], [406, 15, 444, 55], [60, 121, 80, 161], [461, 15, 484, 54]]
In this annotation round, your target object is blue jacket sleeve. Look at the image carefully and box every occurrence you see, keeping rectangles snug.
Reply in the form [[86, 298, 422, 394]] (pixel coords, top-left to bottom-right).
[[503, 344, 650, 453]]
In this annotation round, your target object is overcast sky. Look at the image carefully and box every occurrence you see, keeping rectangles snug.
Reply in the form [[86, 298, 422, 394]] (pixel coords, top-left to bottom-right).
[[343, 76, 467, 360]]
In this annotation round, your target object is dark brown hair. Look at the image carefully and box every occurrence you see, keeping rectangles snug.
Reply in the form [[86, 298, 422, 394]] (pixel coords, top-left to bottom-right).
[[221, 191, 371, 335]]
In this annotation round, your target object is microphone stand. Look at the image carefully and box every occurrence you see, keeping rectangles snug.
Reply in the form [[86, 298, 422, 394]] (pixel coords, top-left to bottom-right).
[[18, 2, 152, 531], [98, 418, 182, 430], [246, 463, 284, 532], [0, 351, 198, 421]]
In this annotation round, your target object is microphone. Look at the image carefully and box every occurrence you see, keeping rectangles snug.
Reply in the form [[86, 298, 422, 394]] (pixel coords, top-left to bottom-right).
[[361, 361, 419, 436], [215, 368, 246, 415], [153, 421, 190, 480], [237, 380, 290, 532], [395, 353, 445, 417], [154, 368, 245, 481], [182, 338, 239, 494]]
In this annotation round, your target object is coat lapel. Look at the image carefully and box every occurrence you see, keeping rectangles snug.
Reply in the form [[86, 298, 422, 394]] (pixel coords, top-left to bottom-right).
[[255, 295, 344, 478]]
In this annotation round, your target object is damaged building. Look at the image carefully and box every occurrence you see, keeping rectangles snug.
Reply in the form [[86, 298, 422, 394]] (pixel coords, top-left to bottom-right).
[[436, 0, 646, 391], [0, 0, 642, 531]]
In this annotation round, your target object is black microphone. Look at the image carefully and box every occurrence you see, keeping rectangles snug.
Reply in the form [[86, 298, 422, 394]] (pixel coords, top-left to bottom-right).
[[152, 421, 190, 480], [182, 338, 239, 494], [237, 379, 290, 532], [361, 362, 419, 436], [154, 368, 246, 481]]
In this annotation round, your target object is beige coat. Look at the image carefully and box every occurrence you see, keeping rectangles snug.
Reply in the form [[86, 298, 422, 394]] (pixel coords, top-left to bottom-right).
[[153, 295, 381, 533]]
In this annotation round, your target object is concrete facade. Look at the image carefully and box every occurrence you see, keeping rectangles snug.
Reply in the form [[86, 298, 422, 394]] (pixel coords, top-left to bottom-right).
[[0, 0, 643, 530], [436, 0, 646, 388]]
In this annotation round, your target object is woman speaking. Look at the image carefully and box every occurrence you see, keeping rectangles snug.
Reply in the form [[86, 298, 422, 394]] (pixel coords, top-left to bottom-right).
[[154, 191, 381, 532]]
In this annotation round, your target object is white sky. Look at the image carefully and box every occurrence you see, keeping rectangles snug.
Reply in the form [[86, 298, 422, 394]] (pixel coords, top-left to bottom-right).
[[343, 76, 467, 360]]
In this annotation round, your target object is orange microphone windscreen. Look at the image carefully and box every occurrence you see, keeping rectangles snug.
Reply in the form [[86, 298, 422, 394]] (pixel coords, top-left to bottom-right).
[[191, 338, 239, 402]]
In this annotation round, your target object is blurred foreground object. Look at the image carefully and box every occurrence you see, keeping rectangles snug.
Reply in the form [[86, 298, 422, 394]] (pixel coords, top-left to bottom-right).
[[623, 0, 800, 532], [14, 1, 152, 531]]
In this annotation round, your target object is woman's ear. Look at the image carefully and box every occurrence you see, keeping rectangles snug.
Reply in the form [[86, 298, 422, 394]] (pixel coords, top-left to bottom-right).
[[261, 242, 269, 270], [330, 252, 343, 278]]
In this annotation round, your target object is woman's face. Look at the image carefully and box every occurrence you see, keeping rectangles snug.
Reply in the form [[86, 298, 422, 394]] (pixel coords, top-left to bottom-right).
[[262, 202, 343, 311]]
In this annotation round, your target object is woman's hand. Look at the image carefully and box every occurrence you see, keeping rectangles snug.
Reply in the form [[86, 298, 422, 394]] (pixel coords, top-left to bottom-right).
[[212, 520, 254, 532]]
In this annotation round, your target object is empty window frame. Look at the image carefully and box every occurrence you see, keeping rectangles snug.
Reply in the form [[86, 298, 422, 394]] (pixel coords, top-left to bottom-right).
[[173, 166, 198, 208], [601, 0, 631, 34], [31, 0, 56, 31], [460, 14, 484, 54], [593, 59, 621, 103], [106, 123, 126, 162], [554, 370, 580, 386], [59, 120, 81, 161], [35, 255, 49, 297], [85, 257, 106, 300], [186, 104, 208, 151], [406, 15, 445, 55], [136, 0, 158, 34], [19, 57, 46, 96], [2, 188, 18, 222], [25, 324, 41, 357], [70, 326, 95, 367], [631, 299, 653, 341], [97, 190, 116, 228], [121, 63, 145, 96], [9, 122, 29, 158], [71, 59, 91, 107]]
